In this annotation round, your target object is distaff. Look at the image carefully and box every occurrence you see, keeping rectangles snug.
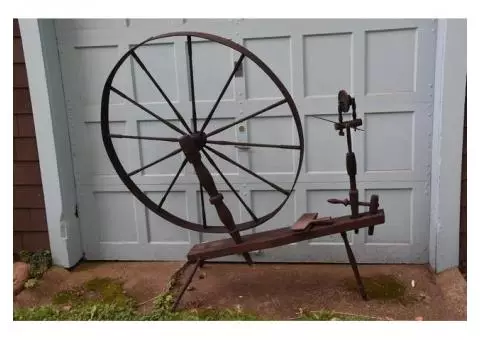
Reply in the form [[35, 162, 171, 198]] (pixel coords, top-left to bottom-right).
[[313, 90, 380, 236]]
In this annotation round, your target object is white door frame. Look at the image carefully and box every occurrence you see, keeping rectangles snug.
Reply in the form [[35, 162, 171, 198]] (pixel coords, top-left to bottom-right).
[[429, 19, 467, 272], [18, 18, 466, 272], [19, 19, 83, 268]]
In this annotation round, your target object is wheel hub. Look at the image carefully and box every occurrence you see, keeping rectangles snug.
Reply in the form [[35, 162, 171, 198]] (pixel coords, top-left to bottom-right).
[[178, 131, 207, 161], [191, 131, 207, 149]]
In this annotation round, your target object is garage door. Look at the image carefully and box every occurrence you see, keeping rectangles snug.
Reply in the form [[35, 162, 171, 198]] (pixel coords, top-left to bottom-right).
[[55, 19, 436, 262]]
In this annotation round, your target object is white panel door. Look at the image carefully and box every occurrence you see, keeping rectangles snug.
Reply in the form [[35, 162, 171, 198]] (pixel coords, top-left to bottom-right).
[[55, 19, 436, 263]]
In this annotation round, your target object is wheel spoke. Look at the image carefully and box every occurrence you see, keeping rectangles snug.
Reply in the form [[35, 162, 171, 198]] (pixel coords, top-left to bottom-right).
[[206, 98, 287, 137], [111, 86, 186, 135], [186, 36, 197, 132], [128, 148, 182, 177], [207, 140, 301, 150], [200, 54, 246, 133], [131, 51, 192, 133], [199, 184, 207, 229], [204, 145, 289, 195], [110, 134, 179, 142], [201, 149, 258, 221], [158, 158, 188, 208]]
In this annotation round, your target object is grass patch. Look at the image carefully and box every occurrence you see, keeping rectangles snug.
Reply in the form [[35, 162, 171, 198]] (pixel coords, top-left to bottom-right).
[[14, 277, 260, 321], [14, 302, 138, 321], [14, 289, 377, 321], [83, 277, 131, 306], [345, 274, 407, 301], [52, 277, 134, 308], [294, 308, 379, 321], [19, 250, 52, 280], [14, 275, 385, 321], [17, 250, 52, 291], [52, 289, 86, 306], [138, 293, 260, 321]]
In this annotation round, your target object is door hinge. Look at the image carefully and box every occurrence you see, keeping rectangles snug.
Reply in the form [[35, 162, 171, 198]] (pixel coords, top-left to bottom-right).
[[75, 204, 79, 218]]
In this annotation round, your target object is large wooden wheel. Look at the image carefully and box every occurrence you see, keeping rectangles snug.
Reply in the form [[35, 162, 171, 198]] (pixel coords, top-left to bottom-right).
[[101, 31, 304, 234]]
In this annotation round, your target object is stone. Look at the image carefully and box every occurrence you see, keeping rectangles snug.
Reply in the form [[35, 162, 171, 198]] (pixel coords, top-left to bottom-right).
[[13, 262, 30, 295]]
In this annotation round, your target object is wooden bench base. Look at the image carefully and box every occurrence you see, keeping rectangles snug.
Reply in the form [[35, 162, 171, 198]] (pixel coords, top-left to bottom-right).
[[171, 210, 385, 311], [187, 210, 384, 261]]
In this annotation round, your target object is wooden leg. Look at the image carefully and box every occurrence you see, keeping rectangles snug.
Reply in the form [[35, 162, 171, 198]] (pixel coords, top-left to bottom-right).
[[341, 232, 367, 300], [172, 260, 201, 311]]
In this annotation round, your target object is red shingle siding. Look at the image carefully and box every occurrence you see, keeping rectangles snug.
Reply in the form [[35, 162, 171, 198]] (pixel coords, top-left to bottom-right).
[[21, 232, 51, 252], [13, 35, 25, 63], [14, 89, 33, 114], [13, 19, 50, 253], [17, 115, 36, 137], [14, 138, 39, 161], [14, 186, 46, 209], [14, 162, 43, 185], [13, 64, 29, 88], [14, 209, 48, 231]]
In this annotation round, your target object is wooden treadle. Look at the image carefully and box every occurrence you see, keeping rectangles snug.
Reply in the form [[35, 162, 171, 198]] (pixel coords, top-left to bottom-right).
[[291, 213, 318, 231], [187, 210, 385, 261]]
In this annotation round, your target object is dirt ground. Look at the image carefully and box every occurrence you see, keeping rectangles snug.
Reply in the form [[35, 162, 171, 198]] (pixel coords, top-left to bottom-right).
[[173, 262, 466, 320], [13, 261, 466, 320], [14, 261, 184, 314]]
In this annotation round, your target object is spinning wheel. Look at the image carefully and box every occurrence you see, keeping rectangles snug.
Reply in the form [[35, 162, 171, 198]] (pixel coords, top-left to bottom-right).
[[101, 31, 386, 311], [101, 31, 304, 235]]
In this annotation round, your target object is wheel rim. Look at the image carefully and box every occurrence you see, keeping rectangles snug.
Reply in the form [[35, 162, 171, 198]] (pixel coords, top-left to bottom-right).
[[101, 31, 304, 233]]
